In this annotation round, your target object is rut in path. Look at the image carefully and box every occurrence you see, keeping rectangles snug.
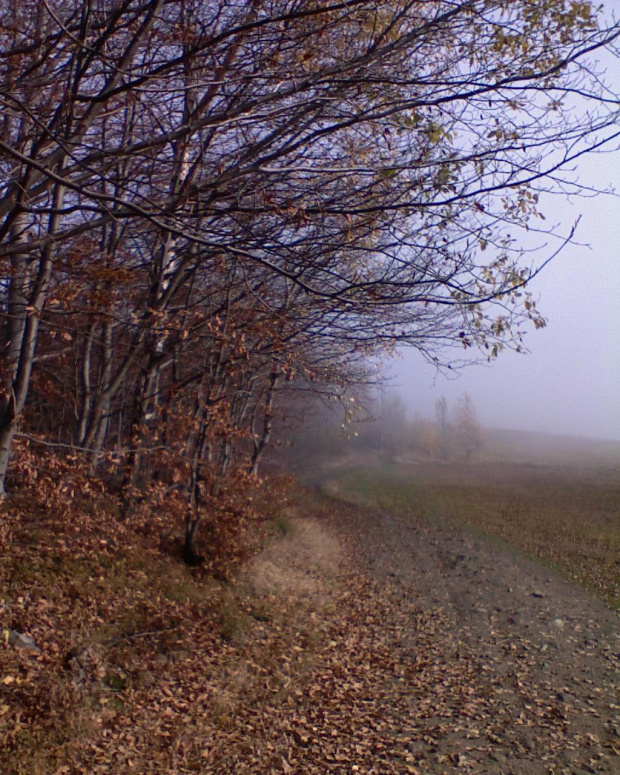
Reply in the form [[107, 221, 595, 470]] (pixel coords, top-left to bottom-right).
[[340, 504, 620, 775]]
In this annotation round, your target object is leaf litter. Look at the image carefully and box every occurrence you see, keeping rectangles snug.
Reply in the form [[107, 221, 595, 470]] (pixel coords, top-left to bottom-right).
[[1, 491, 618, 774]]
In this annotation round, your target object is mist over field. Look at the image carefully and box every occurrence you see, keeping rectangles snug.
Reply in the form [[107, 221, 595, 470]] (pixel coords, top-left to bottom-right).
[[392, 143, 620, 443], [389, 20, 620, 443]]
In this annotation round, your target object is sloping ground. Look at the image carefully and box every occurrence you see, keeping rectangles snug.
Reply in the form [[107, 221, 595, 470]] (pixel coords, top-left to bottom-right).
[[1, 494, 619, 774]]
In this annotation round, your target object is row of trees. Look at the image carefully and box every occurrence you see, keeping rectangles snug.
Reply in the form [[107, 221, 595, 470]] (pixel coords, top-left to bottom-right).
[[436, 393, 482, 460], [372, 392, 482, 460], [1, 2, 618, 557]]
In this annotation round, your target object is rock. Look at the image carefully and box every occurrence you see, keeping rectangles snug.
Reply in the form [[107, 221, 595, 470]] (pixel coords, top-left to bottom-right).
[[136, 669, 156, 688], [532, 591, 545, 598], [6, 629, 41, 654], [64, 644, 104, 685], [552, 618, 565, 629]]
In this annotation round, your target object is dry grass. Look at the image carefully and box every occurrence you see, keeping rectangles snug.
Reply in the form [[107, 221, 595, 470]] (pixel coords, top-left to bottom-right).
[[248, 512, 341, 599], [206, 513, 344, 717], [327, 458, 620, 608]]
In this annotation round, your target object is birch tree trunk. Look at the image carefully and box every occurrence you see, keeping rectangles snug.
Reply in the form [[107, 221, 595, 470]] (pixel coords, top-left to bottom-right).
[[0, 180, 65, 494]]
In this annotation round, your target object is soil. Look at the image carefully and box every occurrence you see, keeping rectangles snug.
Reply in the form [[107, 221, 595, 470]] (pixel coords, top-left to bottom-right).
[[335, 504, 619, 775]]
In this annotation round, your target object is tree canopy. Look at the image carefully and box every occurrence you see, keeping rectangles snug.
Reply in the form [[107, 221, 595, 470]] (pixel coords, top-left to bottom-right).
[[0, 1, 618, 548]]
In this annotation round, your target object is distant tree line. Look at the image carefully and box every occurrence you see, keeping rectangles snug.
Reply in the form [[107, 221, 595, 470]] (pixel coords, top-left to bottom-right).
[[0, 1, 617, 558], [292, 390, 483, 462], [326, 391, 483, 462]]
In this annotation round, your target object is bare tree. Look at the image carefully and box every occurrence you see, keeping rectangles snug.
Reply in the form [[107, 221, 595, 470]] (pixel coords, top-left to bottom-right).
[[435, 396, 450, 460], [454, 393, 483, 461]]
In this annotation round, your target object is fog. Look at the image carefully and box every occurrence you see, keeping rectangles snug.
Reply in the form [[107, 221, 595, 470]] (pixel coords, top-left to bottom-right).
[[393, 49, 620, 442]]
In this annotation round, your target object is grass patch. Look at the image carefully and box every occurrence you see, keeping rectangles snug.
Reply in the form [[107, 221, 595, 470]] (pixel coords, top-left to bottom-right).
[[269, 513, 296, 537]]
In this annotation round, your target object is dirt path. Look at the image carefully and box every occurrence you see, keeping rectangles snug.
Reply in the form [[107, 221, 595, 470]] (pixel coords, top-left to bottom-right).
[[341, 505, 620, 774]]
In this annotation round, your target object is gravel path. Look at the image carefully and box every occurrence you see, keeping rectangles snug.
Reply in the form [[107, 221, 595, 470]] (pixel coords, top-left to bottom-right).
[[343, 506, 620, 775]]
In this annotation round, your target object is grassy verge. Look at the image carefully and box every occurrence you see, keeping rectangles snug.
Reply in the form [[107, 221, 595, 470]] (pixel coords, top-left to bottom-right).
[[324, 458, 620, 608], [0, 488, 344, 774]]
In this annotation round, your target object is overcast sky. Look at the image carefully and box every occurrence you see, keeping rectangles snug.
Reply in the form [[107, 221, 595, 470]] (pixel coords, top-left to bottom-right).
[[393, 29, 620, 442]]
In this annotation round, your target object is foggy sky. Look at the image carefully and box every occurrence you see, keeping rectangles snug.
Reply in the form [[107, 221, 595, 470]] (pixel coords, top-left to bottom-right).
[[392, 36, 620, 442]]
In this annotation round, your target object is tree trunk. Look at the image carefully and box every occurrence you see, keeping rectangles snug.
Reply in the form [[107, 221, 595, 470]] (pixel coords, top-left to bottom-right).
[[0, 412, 16, 498], [76, 323, 96, 447], [249, 371, 279, 477], [0, 180, 64, 494]]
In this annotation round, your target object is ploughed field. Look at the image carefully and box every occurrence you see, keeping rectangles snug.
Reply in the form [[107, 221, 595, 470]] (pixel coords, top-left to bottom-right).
[[322, 455, 620, 609]]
